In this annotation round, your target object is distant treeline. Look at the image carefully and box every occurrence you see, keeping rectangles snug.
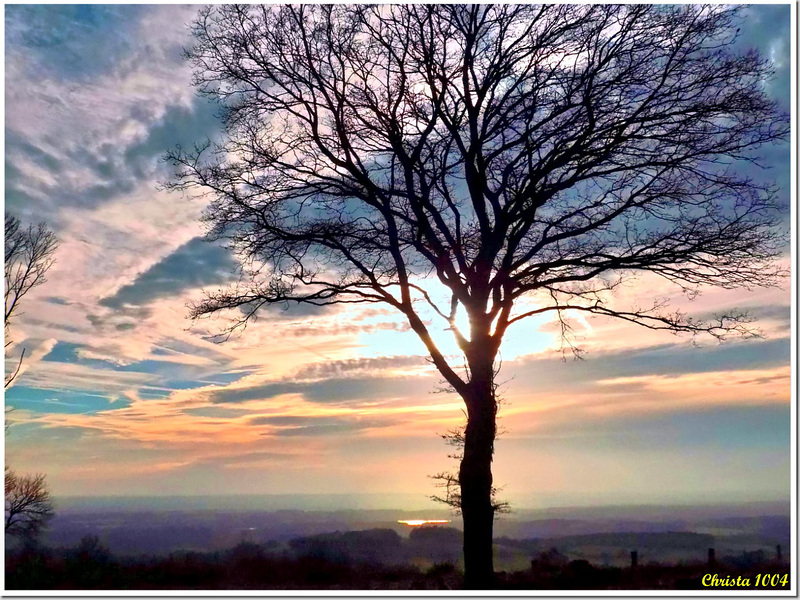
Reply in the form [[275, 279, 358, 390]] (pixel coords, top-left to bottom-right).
[[6, 526, 790, 590], [7, 527, 463, 590], [498, 531, 716, 552]]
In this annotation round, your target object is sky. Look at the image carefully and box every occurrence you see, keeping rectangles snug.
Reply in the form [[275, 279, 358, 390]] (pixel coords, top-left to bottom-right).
[[3, 4, 793, 510]]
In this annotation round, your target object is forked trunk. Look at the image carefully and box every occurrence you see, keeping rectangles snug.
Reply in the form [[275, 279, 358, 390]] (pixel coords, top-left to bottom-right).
[[459, 360, 497, 589]]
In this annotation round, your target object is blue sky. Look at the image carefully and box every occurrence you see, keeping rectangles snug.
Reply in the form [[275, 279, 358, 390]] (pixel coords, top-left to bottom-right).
[[3, 4, 793, 508]]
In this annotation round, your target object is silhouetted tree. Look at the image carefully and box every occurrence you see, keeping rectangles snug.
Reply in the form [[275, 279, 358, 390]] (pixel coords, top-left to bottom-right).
[[169, 5, 788, 587], [5, 214, 58, 387], [5, 469, 54, 539], [4, 217, 58, 542]]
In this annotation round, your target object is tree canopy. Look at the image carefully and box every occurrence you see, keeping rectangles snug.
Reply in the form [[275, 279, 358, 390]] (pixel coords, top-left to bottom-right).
[[5, 214, 58, 387], [5, 470, 55, 539], [170, 4, 788, 586]]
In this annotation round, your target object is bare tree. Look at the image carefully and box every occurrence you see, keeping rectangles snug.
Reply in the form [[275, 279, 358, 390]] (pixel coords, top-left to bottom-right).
[[5, 214, 58, 387], [5, 469, 54, 539], [168, 5, 788, 587]]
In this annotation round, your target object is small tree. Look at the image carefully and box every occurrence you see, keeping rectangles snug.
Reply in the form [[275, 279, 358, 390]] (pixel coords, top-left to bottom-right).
[[5, 214, 58, 387], [5, 215, 58, 542], [169, 5, 788, 587], [5, 469, 54, 539]]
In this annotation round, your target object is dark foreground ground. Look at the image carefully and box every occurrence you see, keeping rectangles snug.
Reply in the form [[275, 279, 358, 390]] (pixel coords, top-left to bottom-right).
[[6, 538, 790, 591]]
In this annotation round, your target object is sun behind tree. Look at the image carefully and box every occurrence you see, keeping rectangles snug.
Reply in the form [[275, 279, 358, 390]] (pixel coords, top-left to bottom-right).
[[168, 5, 788, 588]]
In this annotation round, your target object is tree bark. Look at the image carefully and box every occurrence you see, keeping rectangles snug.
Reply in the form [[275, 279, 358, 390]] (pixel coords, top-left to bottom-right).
[[459, 349, 497, 589]]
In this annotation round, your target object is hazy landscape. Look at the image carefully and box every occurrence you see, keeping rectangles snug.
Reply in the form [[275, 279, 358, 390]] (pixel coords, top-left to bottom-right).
[[39, 496, 791, 560], [6, 497, 790, 590]]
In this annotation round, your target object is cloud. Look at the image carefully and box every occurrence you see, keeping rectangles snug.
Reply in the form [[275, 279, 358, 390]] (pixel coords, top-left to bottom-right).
[[124, 99, 222, 180], [596, 369, 790, 391], [745, 303, 792, 328], [293, 355, 430, 379], [35, 336, 250, 394], [5, 338, 58, 388], [498, 404, 791, 464], [99, 236, 239, 309], [207, 373, 441, 406], [5, 130, 62, 175], [26, 374, 414, 447], [263, 315, 412, 337], [5, 5, 146, 81], [492, 338, 788, 410], [6, 360, 154, 397], [6, 97, 222, 218], [5, 386, 131, 416], [4, 5, 210, 220], [250, 414, 402, 437], [497, 361, 790, 438], [737, 5, 790, 109], [600, 337, 785, 376]]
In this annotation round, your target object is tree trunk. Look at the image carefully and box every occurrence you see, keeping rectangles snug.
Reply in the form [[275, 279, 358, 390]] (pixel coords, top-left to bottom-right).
[[459, 357, 497, 589]]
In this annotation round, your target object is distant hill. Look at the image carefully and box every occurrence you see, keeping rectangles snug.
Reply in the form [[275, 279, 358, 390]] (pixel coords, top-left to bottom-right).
[[36, 501, 789, 562], [7, 524, 790, 591], [501, 531, 716, 552]]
